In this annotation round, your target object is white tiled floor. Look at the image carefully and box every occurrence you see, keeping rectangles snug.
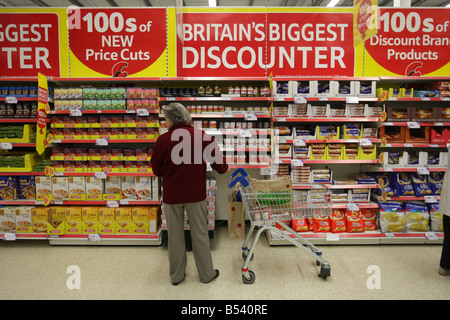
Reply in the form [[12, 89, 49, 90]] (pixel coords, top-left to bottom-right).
[[0, 224, 449, 300]]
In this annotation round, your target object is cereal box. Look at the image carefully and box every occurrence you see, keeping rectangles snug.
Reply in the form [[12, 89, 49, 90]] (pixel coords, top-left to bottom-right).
[[98, 207, 116, 234], [148, 207, 160, 234], [81, 206, 99, 234], [65, 207, 82, 234], [52, 177, 69, 201], [132, 207, 150, 234], [115, 207, 132, 234], [135, 176, 152, 200], [48, 206, 66, 235], [32, 206, 50, 233], [17, 176, 36, 200], [0, 206, 16, 232], [0, 176, 16, 200], [69, 176, 86, 200], [85, 176, 104, 200], [121, 176, 136, 200], [15, 206, 34, 233], [103, 176, 122, 201]]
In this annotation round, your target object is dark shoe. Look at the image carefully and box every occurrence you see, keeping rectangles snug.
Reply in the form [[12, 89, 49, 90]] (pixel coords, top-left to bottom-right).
[[203, 269, 219, 284], [439, 267, 450, 276], [172, 273, 186, 286]]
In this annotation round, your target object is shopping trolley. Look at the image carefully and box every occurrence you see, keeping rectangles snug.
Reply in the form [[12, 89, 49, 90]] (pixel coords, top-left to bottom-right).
[[229, 168, 332, 284]]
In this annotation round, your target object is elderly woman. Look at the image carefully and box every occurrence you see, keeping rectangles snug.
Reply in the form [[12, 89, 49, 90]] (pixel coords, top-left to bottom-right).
[[151, 103, 229, 285]]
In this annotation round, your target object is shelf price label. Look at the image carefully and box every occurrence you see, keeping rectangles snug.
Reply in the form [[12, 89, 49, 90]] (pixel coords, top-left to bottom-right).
[[291, 159, 303, 167], [293, 139, 306, 147], [3, 233, 16, 241], [359, 139, 372, 146], [107, 200, 119, 208], [294, 96, 307, 104], [345, 97, 359, 104], [244, 114, 257, 121], [69, 109, 82, 117], [425, 232, 439, 241], [346, 203, 359, 211], [88, 234, 101, 242], [136, 108, 149, 116], [5, 96, 17, 104], [417, 167, 429, 175], [96, 139, 108, 146], [94, 172, 107, 179], [0, 143, 13, 150], [407, 122, 420, 129], [239, 129, 253, 138], [424, 196, 437, 203]]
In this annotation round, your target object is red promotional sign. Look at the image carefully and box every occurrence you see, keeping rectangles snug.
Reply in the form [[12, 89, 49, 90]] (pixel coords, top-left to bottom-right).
[[177, 12, 267, 77], [0, 13, 61, 77], [177, 11, 354, 78], [267, 12, 354, 77], [69, 8, 167, 77], [365, 8, 450, 76]]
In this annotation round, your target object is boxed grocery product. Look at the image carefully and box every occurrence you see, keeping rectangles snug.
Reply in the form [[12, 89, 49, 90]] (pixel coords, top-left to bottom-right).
[[52, 177, 69, 201], [15, 206, 34, 233], [316, 125, 339, 140], [309, 104, 329, 117], [309, 144, 326, 160], [342, 123, 363, 139], [292, 81, 315, 97], [81, 206, 99, 234], [405, 127, 430, 143], [358, 145, 377, 160], [0, 176, 17, 200], [386, 106, 411, 121], [326, 144, 344, 160], [121, 176, 137, 200], [68, 176, 86, 200], [148, 206, 160, 234], [272, 80, 292, 98], [353, 80, 376, 98], [135, 176, 152, 200], [115, 207, 133, 234], [379, 126, 406, 143], [17, 175, 36, 200], [343, 143, 359, 160], [103, 176, 122, 200], [0, 206, 16, 232], [32, 206, 50, 233], [85, 176, 103, 200], [98, 207, 115, 234], [379, 202, 406, 233], [65, 207, 82, 234], [48, 206, 66, 235], [410, 107, 437, 122], [314, 81, 335, 97], [333, 81, 354, 97], [132, 207, 150, 234]]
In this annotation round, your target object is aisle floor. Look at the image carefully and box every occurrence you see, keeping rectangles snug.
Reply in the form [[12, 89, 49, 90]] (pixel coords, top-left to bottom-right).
[[0, 224, 449, 300]]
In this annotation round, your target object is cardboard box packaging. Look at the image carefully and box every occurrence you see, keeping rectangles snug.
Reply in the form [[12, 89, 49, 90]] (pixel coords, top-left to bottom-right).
[[15, 206, 34, 233], [98, 207, 116, 234], [132, 207, 150, 234], [81, 206, 99, 234], [0, 206, 16, 232], [32, 206, 50, 233], [65, 207, 82, 234], [35, 176, 53, 201], [69, 176, 86, 201], [115, 207, 133, 234]]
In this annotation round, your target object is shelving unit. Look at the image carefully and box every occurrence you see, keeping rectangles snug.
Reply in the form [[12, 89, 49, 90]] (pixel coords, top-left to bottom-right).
[[1, 76, 448, 246]]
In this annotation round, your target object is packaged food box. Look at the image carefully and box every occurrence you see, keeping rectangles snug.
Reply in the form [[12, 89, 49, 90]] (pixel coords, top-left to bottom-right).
[[148, 207, 161, 234], [52, 177, 69, 201], [103, 176, 122, 200], [135, 176, 152, 200], [15, 206, 34, 233], [69, 176, 86, 200], [81, 206, 99, 234], [0, 176, 17, 200], [65, 206, 82, 234], [48, 206, 66, 235], [32, 206, 50, 233], [132, 207, 150, 234], [115, 207, 133, 234], [121, 176, 136, 200], [0, 206, 16, 232], [85, 176, 104, 200], [17, 176, 35, 200], [98, 207, 116, 234]]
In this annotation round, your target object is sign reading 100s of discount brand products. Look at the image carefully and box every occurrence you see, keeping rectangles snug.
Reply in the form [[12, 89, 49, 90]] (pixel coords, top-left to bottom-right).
[[68, 8, 167, 77]]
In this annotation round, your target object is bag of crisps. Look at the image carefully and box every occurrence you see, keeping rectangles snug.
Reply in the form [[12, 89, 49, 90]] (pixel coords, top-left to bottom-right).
[[292, 218, 309, 232], [330, 209, 346, 233], [313, 214, 331, 233], [345, 210, 365, 233], [361, 208, 377, 231]]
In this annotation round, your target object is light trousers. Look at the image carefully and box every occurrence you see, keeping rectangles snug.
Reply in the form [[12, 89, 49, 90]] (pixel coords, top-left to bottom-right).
[[164, 200, 216, 283]]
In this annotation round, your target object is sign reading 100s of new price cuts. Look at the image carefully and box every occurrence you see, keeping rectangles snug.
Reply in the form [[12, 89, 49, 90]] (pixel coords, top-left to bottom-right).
[[68, 8, 167, 77]]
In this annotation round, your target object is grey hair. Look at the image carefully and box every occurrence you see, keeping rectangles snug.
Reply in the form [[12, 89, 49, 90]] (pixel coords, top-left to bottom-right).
[[163, 103, 192, 125]]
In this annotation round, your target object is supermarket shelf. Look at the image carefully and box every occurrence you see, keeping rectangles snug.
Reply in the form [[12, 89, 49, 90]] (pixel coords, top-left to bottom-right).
[[190, 113, 271, 118], [51, 172, 155, 177], [331, 202, 379, 209], [371, 194, 440, 202], [0, 97, 38, 102], [381, 143, 447, 148], [0, 171, 45, 176], [281, 159, 380, 164], [273, 97, 380, 102], [160, 96, 272, 101], [51, 139, 157, 144], [0, 118, 38, 123], [282, 139, 381, 144], [293, 184, 379, 190], [0, 199, 159, 205], [265, 230, 444, 245], [361, 165, 447, 172], [382, 121, 450, 126], [50, 110, 159, 115], [229, 163, 270, 168], [1, 231, 162, 246], [273, 117, 383, 122], [384, 97, 449, 102]]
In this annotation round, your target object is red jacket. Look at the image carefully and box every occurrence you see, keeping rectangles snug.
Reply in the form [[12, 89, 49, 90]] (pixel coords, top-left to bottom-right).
[[151, 123, 228, 204]]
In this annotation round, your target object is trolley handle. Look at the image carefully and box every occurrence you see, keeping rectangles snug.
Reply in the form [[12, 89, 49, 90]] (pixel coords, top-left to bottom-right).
[[230, 168, 249, 180]]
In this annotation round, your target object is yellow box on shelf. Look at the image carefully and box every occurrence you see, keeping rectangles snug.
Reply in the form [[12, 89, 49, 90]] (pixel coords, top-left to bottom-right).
[[0, 152, 37, 172], [358, 145, 377, 160]]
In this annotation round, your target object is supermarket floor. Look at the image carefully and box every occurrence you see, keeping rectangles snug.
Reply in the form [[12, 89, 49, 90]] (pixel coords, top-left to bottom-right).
[[1, 224, 449, 300]]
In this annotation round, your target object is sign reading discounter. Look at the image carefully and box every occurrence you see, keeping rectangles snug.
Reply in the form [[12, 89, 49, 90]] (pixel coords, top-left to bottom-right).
[[0, 13, 61, 77], [69, 8, 167, 77], [178, 11, 354, 77]]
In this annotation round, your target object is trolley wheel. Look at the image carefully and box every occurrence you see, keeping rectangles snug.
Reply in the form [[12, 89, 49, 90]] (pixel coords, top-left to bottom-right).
[[319, 265, 331, 280], [242, 251, 254, 261], [242, 270, 255, 284]]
